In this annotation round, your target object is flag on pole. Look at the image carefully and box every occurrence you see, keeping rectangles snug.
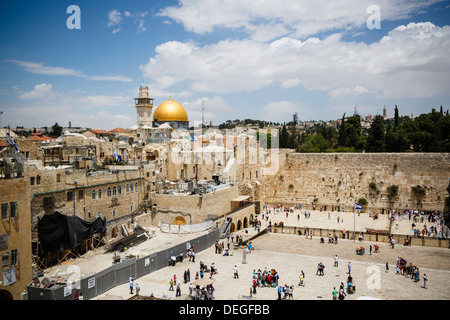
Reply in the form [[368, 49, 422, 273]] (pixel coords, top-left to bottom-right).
[[113, 149, 119, 162], [6, 132, 21, 154], [355, 202, 363, 210]]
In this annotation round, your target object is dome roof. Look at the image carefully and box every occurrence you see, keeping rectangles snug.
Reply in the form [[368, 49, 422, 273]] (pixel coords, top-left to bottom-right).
[[153, 98, 188, 122]]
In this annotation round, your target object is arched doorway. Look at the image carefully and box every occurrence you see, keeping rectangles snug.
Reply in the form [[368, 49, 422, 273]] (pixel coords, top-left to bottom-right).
[[173, 216, 186, 225], [0, 290, 13, 300], [243, 217, 248, 228], [111, 226, 119, 239], [237, 220, 242, 231], [229, 223, 236, 233]]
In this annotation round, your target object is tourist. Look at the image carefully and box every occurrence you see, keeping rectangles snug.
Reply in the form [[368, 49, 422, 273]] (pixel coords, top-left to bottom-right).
[[234, 265, 239, 279], [348, 262, 351, 274], [176, 282, 181, 297], [129, 277, 134, 294], [334, 255, 339, 267], [385, 262, 389, 272], [338, 286, 346, 300], [423, 274, 428, 289], [135, 283, 140, 296], [299, 271, 305, 287], [189, 283, 193, 297], [391, 237, 395, 249], [369, 245, 372, 255], [169, 277, 174, 291], [332, 287, 338, 300]]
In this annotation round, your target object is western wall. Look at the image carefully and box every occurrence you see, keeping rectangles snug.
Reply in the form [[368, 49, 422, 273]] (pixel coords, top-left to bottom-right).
[[253, 151, 449, 212]]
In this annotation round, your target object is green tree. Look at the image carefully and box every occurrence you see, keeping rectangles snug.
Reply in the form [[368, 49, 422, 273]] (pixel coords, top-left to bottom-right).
[[51, 122, 63, 137], [366, 115, 385, 152], [394, 105, 400, 127], [279, 124, 289, 148]]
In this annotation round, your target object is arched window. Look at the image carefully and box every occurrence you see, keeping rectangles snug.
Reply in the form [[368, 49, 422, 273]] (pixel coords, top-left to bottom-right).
[[113, 186, 117, 196], [92, 190, 96, 200], [118, 186, 122, 195], [130, 183, 134, 192], [98, 189, 102, 199], [135, 182, 138, 192], [113, 208, 117, 218], [107, 187, 112, 197], [126, 184, 129, 193]]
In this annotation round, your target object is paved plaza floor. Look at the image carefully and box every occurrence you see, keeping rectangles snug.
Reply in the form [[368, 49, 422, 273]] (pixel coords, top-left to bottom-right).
[[96, 231, 450, 300]]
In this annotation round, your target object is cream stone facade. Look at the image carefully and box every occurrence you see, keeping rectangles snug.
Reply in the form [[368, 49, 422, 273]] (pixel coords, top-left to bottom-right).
[[0, 176, 32, 300]]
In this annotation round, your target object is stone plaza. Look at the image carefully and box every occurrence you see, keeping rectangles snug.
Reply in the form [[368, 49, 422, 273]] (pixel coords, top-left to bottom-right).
[[95, 209, 450, 300]]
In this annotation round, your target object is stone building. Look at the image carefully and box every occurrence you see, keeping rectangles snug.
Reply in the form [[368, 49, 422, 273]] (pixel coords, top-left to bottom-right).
[[0, 160, 32, 300]]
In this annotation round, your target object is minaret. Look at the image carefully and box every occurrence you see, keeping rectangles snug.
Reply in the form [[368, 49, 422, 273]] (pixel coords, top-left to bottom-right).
[[135, 82, 154, 127]]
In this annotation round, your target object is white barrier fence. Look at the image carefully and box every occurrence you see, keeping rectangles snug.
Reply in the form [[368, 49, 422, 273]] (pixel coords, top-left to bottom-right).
[[161, 220, 213, 234]]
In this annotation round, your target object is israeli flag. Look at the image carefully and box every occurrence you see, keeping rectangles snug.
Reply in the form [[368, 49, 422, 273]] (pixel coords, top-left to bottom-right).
[[355, 202, 363, 210], [6, 132, 21, 154], [113, 149, 119, 162]]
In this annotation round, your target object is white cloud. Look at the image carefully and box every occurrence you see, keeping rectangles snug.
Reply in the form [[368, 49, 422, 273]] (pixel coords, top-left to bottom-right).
[[12, 83, 134, 128], [262, 101, 304, 123], [140, 22, 450, 99], [9, 60, 133, 83], [181, 96, 235, 124], [159, 0, 444, 38], [8, 60, 85, 77], [18, 83, 56, 100], [106, 9, 149, 33], [107, 9, 122, 27]]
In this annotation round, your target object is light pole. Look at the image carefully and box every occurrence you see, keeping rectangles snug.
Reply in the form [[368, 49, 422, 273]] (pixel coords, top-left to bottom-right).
[[0, 111, 3, 129]]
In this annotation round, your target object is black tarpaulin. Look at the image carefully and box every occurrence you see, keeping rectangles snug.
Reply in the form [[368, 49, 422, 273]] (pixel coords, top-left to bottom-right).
[[38, 212, 106, 257]]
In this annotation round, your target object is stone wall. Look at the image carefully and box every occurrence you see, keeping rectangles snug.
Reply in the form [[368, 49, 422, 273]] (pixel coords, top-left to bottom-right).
[[153, 185, 240, 225], [0, 177, 32, 300], [257, 152, 450, 212]]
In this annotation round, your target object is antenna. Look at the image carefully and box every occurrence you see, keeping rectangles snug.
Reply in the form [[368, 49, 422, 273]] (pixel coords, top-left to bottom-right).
[[202, 100, 205, 129]]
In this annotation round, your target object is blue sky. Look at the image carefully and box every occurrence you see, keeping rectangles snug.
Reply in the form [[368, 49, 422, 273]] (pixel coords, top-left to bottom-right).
[[0, 0, 449, 130]]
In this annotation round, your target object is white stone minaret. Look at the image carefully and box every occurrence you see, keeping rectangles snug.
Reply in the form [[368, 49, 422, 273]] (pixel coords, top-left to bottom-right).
[[135, 83, 154, 127]]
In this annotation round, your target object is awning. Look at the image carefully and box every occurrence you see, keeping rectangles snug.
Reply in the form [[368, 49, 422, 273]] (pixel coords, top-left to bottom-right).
[[232, 195, 251, 202]]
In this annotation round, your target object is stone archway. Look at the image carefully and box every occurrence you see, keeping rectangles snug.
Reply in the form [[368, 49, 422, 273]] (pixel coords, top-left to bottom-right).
[[243, 217, 248, 228], [0, 290, 13, 300], [237, 220, 242, 231], [173, 216, 186, 225], [111, 226, 119, 239], [230, 223, 236, 233]]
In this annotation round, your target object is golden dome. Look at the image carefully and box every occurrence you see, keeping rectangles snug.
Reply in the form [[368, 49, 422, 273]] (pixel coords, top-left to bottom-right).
[[153, 98, 188, 122]]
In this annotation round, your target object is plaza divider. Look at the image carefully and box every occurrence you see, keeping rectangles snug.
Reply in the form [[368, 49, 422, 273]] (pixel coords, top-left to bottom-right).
[[26, 228, 221, 300]]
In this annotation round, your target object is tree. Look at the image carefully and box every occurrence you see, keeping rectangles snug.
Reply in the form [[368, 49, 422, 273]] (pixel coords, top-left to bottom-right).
[[394, 105, 399, 127], [279, 124, 289, 148], [366, 115, 385, 152], [51, 122, 63, 137], [387, 185, 399, 203]]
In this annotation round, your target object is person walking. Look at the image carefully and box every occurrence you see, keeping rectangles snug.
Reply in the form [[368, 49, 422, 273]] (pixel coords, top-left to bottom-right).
[[176, 282, 181, 297], [169, 278, 174, 291], [348, 262, 352, 274], [135, 283, 140, 296], [334, 255, 339, 267], [234, 265, 239, 279], [332, 287, 338, 300], [423, 274, 428, 289], [369, 245, 372, 255], [129, 277, 134, 294]]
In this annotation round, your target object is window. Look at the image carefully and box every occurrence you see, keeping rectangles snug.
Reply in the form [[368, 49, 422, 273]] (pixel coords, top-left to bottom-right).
[[92, 190, 96, 200], [10, 249, 18, 266], [126, 184, 129, 193], [118, 186, 122, 195], [10, 202, 17, 219], [2, 252, 9, 268], [56, 174, 61, 182], [67, 191, 73, 201], [1, 203, 8, 220], [107, 187, 111, 197], [78, 190, 84, 199], [130, 183, 134, 192], [30, 177, 35, 185], [98, 189, 102, 199], [36, 176, 41, 185], [147, 172, 149, 177], [112, 187, 117, 196], [113, 208, 117, 218], [135, 182, 138, 192], [152, 171, 155, 177]]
